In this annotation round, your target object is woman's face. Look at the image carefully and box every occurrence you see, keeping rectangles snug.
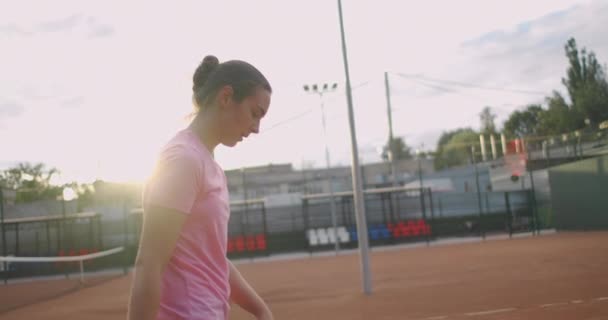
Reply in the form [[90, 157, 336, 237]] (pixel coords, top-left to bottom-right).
[[218, 86, 271, 147]]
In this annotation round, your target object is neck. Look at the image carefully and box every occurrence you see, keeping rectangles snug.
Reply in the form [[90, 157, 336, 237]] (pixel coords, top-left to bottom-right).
[[188, 113, 219, 155]]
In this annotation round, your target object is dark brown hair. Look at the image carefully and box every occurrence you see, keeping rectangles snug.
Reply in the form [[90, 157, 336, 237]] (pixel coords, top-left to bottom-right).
[[192, 55, 272, 109]]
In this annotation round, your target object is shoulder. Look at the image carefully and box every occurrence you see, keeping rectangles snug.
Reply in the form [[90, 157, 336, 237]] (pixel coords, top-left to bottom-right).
[[153, 131, 206, 175]]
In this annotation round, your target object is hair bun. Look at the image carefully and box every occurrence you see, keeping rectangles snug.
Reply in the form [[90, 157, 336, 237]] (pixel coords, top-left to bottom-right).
[[193, 55, 220, 90], [202, 55, 219, 69]]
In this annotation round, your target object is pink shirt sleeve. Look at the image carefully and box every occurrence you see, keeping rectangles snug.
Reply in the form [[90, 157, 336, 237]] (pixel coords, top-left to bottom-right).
[[145, 145, 202, 214]]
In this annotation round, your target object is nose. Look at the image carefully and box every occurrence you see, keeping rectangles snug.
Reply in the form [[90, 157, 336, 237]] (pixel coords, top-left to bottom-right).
[[251, 121, 260, 134]]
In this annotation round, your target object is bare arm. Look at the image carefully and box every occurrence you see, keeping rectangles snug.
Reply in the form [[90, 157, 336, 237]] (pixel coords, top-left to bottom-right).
[[229, 261, 273, 320], [127, 205, 187, 320]]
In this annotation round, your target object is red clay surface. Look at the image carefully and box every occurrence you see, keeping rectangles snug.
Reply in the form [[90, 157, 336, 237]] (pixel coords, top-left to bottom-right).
[[1, 232, 607, 320]]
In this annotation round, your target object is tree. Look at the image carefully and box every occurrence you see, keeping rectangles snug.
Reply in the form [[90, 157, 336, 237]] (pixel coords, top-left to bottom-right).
[[503, 104, 544, 138], [479, 106, 497, 135], [381, 137, 412, 161], [538, 91, 581, 135], [0, 162, 63, 203], [562, 38, 608, 126], [434, 128, 479, 170]]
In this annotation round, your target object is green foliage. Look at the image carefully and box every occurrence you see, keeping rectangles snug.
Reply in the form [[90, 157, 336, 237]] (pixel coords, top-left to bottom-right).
[[501, 37, 608, 139], [0, 162, 62, 203], [434, 128, 479, 170], [562, 38, 608, 126], [381, 136, 412, 161], [503, 104, 543, 138]]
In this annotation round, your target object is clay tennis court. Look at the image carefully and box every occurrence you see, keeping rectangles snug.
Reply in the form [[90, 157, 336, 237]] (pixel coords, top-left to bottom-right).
[[1, 231, 607, 320]]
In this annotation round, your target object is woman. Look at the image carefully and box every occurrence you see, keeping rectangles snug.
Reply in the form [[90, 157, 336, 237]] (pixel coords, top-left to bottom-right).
[[128, 55, 273, 320]]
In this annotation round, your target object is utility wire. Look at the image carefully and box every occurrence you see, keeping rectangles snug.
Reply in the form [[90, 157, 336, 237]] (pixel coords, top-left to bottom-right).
[[393, 72, 546, 95], [261, 80, 373, 133]]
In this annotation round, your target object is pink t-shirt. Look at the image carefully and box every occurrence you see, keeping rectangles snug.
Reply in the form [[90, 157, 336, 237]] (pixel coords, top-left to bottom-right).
[[143, 128, 231, 320]]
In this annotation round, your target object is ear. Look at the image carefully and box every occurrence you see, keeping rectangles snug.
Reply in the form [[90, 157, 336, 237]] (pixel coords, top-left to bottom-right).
[[217, 85, 234, 108]]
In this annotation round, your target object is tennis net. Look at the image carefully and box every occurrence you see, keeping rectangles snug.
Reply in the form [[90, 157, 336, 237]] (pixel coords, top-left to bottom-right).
[[0, 246, 125, 284]]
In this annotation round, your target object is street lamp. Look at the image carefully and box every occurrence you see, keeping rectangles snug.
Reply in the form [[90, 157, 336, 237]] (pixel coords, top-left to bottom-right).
[[303, 82, 340, 254]]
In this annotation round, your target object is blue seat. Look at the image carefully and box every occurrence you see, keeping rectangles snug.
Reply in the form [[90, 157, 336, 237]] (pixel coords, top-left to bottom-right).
[[380, 225, 391, 239], [349, 226, 358, 241], [369, 226, 380, 240]]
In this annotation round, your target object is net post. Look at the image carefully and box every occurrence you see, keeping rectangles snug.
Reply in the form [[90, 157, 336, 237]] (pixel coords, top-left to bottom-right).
[[79, 260, 84, 284]]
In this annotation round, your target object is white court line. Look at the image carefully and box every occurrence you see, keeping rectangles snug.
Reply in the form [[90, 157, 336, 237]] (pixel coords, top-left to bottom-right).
[[540, 302, 568, 308], [424, 316, 448, 320], [571, 300, 584, 304], [464, 308, 516, 316], [595, 297, 608, 301]]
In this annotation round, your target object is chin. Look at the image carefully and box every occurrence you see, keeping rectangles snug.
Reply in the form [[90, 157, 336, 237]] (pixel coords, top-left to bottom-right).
[[222, 140, 239, 148]]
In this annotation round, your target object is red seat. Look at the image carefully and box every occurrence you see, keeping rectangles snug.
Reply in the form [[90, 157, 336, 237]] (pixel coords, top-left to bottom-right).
[[235, 236, 245, 252], [227, 238, 235, 253], [256, 234, 267, 251], [246, 236, 256, 251], [398, 222, 411, 237], [417, 219, 432, 235], [392, 227, 402, 238], [409, 221, 420, 236]]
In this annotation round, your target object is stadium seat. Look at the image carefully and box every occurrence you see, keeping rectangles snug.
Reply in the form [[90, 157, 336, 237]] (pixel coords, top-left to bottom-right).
[[369, 226, 380, 240], [235, 236, 245, 252], [307, 229, 319, 246], [246, 235, 256, 251], [317, 228, 329, 245], [255, 234, 267, 250], [227, 238, 235, 253], [409, 221, 420, 236], [326, 228, 337, 244], [397, 221, 411, 237], [418, 219, 431, 235], [337, 226, 350, 243], [380, 225, 391, 239], [349, 226, 358, 241]]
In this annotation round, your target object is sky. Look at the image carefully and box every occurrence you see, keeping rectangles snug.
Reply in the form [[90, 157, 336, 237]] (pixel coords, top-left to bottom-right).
[[1, 0, 607, 184]]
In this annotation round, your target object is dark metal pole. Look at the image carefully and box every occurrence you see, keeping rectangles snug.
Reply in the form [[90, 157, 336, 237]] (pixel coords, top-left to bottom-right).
[[15, 223, 19, 257], [0, 189, 7, 284], [505, 192, 513, 238], [472, 146, 485, 240], [528, 167, 540, 235], [122, 199, 128, 275], [46, 221, 51, 255]]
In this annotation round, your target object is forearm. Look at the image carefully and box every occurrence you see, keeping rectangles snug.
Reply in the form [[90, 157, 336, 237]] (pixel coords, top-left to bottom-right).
[[229, 262, 271, 319], [127, 263, 163, 320]]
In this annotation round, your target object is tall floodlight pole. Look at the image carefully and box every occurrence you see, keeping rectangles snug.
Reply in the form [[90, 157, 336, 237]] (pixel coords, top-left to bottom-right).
[[303, 83, 340, 254], [337, 0, 372, 295]]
